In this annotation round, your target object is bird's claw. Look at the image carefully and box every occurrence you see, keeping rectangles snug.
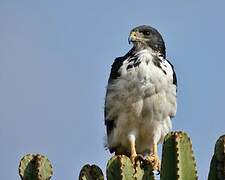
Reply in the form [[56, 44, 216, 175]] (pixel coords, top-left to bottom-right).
[[146, 154, 161, 173], [130, 154, 144, 165]]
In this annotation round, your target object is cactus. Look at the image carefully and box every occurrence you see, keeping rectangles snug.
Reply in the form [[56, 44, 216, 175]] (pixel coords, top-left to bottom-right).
[[106, 155, 155, 180], [160, 131, 198, 180], [21, 131, 225, 179], [77, 131, 199, 180], [19, 154, 53, 180], [79, 164, 104, 180], [106, 155, 133, 180], [208, 135, 225, 180]]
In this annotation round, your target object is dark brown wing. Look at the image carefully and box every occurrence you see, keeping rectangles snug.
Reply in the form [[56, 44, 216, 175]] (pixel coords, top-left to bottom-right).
[[104, 48, 135, 153]]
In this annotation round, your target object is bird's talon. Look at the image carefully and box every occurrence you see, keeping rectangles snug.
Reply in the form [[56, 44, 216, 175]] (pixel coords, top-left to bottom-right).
[[135, 154, 144, 162], [146, 154, 161, 172], [130, 154, 144, 165]]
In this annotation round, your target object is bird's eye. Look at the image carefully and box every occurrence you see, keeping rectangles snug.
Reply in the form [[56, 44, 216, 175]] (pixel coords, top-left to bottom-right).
[[143, 30, 150, 35]]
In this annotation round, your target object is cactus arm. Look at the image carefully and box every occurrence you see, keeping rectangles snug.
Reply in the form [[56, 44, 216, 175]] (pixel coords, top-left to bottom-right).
[[160, 131, 198, 180], [208, 135, 225, 180], [106, 155, 155, 180], [79, 164, 104, 180], [208, 155, 218, 180], [107, 155, 134, 180], [19, 154, 53, 180]]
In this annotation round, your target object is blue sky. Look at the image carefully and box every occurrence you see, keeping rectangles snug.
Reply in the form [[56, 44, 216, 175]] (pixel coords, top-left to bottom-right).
[[1, 0, 225, 179]]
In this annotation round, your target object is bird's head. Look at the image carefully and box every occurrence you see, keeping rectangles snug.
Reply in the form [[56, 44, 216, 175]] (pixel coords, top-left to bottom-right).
[[128, 25, 166, 55]]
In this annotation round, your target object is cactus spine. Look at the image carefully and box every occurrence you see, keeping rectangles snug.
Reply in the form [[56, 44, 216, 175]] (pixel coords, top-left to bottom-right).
[[19, 154, 53, 180]]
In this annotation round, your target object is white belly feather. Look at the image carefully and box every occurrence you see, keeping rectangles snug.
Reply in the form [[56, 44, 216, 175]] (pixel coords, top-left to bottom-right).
[[106, 50, 177, 154]]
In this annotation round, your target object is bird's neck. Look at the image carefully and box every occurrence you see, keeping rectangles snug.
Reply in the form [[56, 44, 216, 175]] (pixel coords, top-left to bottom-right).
[[133, 42, 149, 51], [132, 44, 166, 59]]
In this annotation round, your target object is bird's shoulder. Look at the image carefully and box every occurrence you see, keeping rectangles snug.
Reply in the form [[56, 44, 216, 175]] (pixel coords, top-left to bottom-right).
[[108, 48, 135, 82], [166, 59, 177, 87], [152, 52, 177, 87]]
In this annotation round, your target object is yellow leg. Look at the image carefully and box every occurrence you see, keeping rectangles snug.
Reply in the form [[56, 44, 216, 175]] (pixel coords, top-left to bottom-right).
[[146, 143, 161, 171], [128, 134, 137, 163], [153, 143, 158, 155]]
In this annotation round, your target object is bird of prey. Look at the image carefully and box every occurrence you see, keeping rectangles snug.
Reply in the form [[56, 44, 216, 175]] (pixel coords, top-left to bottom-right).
[[104, 25, 177, 170]]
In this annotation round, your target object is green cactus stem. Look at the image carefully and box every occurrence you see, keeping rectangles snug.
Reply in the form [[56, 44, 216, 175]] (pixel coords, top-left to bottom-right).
[[160, 131, 198, 180], [19, 154, 53, 180], [208, 135, 225, 180], [106, 155, 155, 180], [79, 164, 104, 180], [107, 155, 133, 180]]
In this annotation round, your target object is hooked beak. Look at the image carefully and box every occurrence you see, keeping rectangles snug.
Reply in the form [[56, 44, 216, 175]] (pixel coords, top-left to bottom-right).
[[128, 31, 137, 44]]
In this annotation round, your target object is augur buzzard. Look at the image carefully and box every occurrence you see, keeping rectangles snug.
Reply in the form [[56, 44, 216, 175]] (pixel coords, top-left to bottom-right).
[[104, 25, 177, 170]]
